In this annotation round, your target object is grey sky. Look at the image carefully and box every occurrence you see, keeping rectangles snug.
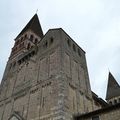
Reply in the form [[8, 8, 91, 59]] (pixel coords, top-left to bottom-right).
[[0, 0, 120, 99]]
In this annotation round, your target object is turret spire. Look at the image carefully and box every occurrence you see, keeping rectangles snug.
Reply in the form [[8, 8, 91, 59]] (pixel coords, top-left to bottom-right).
[[15, 14, 43, 39], [106, 72, 120, 100]]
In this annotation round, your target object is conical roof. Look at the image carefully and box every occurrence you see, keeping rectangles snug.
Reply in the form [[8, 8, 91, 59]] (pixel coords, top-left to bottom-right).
[[106, 72, 120, 100], [15, 14, 43, 40]]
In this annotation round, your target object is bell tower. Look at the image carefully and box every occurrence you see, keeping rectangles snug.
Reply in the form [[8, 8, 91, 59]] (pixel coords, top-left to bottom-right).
[[10, 14, 43, 59]]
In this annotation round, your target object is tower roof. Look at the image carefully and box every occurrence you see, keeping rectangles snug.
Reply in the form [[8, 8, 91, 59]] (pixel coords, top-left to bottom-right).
[[106, 72, 120, 100], [15, 14, 43, 40]]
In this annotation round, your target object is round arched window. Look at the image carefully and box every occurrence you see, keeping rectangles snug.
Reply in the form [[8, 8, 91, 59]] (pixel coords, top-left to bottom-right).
[[24, 34, 27, 39], [35, 38, 38, 44], [30, 35, 34, 42], [27, 43, 31, 50]]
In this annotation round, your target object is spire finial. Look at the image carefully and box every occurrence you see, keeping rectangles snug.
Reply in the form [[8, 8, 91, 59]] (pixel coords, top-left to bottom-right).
[[36, 9, 38, 14]]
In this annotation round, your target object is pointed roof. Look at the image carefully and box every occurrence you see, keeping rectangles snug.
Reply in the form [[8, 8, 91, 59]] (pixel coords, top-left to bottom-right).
[[15, 14, 43, 40], [106, 72, 120, 100]]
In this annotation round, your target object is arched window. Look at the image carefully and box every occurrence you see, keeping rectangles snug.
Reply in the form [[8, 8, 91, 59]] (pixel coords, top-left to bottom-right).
[[50, 37, 54, 44], [67, 39, 71, 47], [78, 49, 81, 56], [31, 51, 35, 56], [73, 44, 76, 52], [119, 98, 120, 103], [34, 38, 38, 44], [16, 40, 19, 45], [21, 37, 23, 42], [27, 43, 31, 50], [109, 101, 112, 105], [18, 60, 21, 65], [24, 34, 27, 39], [43, 41, 48, 48], [30, 35, 34, 42], [114, 99, 117, 104]]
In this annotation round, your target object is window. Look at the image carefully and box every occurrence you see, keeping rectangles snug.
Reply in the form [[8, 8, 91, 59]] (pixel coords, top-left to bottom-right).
[[109, 101, 112, 105], [119, 98, 120, 103], [24, 34, 27, 39], [92, 116, 99, 120], [19, 42, 24, 48], [43, 41, 48, 48], [34, 38, 38, 44], [27, 43, 31, 50], [50, 37, 54, 44], [78, 49, 81, 56], [18, 60, 21, 65], [67, 39, 71, 47], [30, 35, 34, 42], [15, 40, 19, 45], [114, 99, 117, 104], [42, 97, 47, 108], [21, 37, 23, 42], [73, 44, 76, 52], [31, 51, 35, 56]]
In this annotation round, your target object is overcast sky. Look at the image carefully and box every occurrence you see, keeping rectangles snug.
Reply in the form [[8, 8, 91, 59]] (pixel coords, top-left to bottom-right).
[[0, 0, 120, 99]]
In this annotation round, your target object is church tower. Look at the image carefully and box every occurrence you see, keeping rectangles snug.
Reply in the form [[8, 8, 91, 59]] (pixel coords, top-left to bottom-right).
[[0, 14, 93, 120], [106, 72, 120, 105]]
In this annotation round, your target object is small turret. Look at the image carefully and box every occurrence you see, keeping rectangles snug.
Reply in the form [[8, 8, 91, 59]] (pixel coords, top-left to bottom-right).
[[106, 72, 120, 105]]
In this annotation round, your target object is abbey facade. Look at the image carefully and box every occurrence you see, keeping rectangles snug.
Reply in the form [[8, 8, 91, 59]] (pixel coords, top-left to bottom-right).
[[0, 14, 120, 120]]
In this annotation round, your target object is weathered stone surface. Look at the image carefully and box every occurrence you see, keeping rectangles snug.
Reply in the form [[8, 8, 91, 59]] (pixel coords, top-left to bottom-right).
[[0, 15, 103, 120]]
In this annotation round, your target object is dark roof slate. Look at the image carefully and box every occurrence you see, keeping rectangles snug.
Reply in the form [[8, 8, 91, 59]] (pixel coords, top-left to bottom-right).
[[15, 14, 43, 40], [106, 72, 120, 100]]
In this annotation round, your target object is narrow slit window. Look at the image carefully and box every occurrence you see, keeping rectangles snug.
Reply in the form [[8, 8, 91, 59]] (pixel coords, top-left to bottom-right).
[[73, 44, 76, 52]]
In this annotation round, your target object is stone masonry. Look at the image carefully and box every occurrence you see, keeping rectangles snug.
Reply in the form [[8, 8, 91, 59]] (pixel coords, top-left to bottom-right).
[[0, 14, 101, 120]]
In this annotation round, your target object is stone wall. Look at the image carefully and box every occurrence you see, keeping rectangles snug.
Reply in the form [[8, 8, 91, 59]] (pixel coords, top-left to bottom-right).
[[0, 29, 94, 120], [61, 30, 93, 118]]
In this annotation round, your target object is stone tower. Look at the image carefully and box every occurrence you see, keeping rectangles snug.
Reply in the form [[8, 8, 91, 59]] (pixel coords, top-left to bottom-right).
[[0, 14, 94, 120], [106, 72, 120, 105]]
